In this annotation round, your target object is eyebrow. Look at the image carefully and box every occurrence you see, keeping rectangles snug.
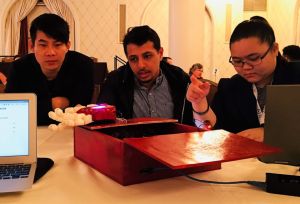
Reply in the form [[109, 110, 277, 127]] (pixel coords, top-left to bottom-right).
[[128, 51, 153, 58], [37, 38, 63, 44], [127, 54, 137, 58], [37, 39, 48, 43], [232, 52, 260, 59], [142, 51, 153, 56]]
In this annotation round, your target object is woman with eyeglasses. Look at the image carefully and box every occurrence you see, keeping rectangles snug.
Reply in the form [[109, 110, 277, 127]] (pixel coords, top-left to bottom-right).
[[186, 18, 300, 141]]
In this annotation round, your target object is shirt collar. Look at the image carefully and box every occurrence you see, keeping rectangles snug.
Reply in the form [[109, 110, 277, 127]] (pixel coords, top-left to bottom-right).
[[134, 70, 164, 90]]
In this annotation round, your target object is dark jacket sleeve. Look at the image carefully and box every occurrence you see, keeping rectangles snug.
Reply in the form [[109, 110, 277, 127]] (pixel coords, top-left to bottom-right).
[[5, 56, 54, 125], [97, 65, 134, 118], [161, 62, 194, 125], [98, 70, 118, 106], [273, 59, 300, 84], [211, 76, 259, 133], [52, 51, 94, 107], [5, 63, 22, 93], [67, 53, 94, 106]]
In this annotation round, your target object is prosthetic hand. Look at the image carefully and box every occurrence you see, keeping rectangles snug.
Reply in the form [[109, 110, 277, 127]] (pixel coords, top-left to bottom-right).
[[48, 104, 116, 131]]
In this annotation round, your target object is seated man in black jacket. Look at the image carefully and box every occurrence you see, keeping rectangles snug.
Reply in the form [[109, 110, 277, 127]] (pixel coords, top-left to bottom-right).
[[98, 25, 200, 127], [5, 13, 94, 125]]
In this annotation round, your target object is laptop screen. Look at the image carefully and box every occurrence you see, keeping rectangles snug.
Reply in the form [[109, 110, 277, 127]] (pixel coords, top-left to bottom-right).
[[260, 85, 300, 166], [0, 100, 29, 157]]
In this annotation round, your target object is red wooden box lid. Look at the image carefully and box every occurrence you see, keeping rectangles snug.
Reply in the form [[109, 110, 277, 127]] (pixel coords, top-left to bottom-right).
[[124, 129, 280, 170], [83, 117, 178, 130]]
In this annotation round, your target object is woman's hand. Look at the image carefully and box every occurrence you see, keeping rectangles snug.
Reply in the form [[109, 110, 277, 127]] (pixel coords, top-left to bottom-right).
[[186, 75, 210, 104]]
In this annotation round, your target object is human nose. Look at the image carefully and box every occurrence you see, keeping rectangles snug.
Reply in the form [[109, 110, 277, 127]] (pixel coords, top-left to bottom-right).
[[240, 60, 254, 69], [137, 58, 146, 68], [45, 46, 56, 56]]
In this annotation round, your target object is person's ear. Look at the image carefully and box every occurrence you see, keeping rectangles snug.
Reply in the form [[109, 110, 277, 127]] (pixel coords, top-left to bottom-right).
[[29, 38, 34, 52], [159, 47, 164, 60], [66, 41, 71, 50], [272, 42, 279, 56]]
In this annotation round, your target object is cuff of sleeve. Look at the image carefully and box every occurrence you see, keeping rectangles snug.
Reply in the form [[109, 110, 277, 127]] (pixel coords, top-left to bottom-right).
[[194, 119, 212, 130]]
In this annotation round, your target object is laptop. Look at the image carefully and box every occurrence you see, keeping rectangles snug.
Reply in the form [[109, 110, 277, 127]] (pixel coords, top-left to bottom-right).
[[0, 93, 37, 193], [259, 85, 300, 166]]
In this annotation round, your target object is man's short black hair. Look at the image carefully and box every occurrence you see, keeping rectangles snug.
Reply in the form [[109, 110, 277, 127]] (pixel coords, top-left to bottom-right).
[[282, 45, 300, 61], [30, 13, 70, 44], [123, 25, 161, 56]]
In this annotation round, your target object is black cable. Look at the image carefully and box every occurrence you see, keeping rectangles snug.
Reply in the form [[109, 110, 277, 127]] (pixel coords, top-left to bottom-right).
[[140, 167, 266, 190], [180, 83, 189, 124], [247, 181, 266, 190], [183, 174, 266, 190], [184, 174, 248, 184]]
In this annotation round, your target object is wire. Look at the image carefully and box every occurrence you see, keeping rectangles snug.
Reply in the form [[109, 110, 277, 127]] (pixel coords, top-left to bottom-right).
[[140, 167, 266, 190], [184, 174, 248, 184], [180, 83, 189, 124], [183, 174, 266, 190]]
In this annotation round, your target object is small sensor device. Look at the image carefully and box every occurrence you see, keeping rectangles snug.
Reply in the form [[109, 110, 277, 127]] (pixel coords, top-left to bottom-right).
[[77, 104, 116, 122]]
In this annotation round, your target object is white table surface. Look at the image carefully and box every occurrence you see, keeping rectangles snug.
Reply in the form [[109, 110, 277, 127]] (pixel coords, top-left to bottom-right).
[[1, 127, 300, 204]]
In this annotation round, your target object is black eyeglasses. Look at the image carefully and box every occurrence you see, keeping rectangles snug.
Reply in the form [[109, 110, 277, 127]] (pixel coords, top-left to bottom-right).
[[229, 45, 273, 67]]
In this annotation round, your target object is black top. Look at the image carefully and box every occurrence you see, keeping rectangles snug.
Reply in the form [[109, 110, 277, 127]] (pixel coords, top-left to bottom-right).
[[5, 51, 94, 125], [98, 61, 194, 125], [212, 56, 300, 133]]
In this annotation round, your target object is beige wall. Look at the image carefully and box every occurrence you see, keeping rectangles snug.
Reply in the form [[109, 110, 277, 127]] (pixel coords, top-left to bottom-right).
[[0, 0, 169, 71], [66, 0, 169, 71], [1, 0, 299, 81], [169, 0, 205, 74]]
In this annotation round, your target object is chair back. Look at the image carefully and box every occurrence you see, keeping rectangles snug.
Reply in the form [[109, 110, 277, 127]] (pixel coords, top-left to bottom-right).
[[91, 62, 108, 104], [202, 79, 218, 105]]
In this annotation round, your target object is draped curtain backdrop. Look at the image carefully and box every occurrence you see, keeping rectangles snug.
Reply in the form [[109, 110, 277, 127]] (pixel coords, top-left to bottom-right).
[[43, 0, 75, 49], [18, 17, 29, 57], [4, 0, 75, 56], [4, 0, 37, 55], [296, 8, 300, 45]]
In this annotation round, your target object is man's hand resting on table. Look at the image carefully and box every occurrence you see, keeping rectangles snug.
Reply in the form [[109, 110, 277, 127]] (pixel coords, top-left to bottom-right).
[[52, 96, 70, 110]]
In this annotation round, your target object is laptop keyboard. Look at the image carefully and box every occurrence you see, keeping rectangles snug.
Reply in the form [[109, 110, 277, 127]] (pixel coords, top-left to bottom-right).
[[0, 164, 31, 179]]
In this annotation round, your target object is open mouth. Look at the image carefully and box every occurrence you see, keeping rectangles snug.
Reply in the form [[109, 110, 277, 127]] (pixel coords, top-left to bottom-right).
[[138, 71, 150, 79]]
